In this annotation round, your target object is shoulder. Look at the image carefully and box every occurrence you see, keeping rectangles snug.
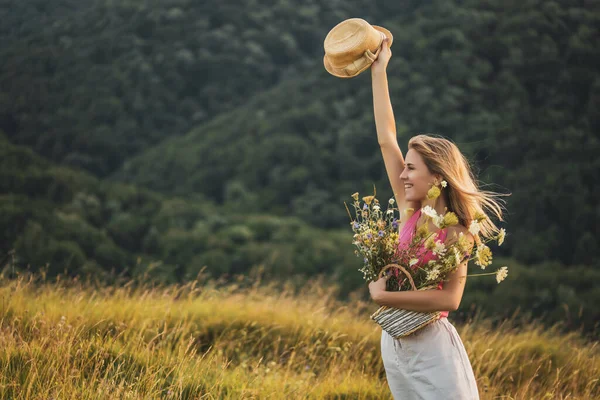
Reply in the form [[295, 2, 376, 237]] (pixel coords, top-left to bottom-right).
[[444, 224, 475, 248]]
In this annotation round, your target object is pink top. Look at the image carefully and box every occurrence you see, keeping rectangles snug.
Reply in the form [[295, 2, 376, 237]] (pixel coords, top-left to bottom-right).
[[397, 208, 449, 319]]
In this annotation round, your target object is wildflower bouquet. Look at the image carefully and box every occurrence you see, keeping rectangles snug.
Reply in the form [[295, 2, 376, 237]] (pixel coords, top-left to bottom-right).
[[345, 188, 401, 285], [346, 185, 508, 338]]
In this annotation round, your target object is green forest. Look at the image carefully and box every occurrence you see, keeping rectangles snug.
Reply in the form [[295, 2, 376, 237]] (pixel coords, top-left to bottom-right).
[[1, 0, 599, 335]]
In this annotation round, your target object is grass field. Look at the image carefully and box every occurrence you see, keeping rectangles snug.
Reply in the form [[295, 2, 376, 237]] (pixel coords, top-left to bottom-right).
[[0, 271, 598, 399]]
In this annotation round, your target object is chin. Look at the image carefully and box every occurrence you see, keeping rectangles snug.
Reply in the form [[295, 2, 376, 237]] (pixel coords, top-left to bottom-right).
[[406, 193, 423, 202]]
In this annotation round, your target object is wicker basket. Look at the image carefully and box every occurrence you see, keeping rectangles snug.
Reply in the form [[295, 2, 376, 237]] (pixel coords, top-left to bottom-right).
[[370, 264, 441, 338]]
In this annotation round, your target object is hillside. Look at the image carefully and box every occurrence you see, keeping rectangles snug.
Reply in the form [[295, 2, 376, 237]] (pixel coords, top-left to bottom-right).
[[0, 133, 358, 287], [115, 0, 600, 268], [2, 0, 598, 266], [1, 0, 600, 337], [0, 0, 396, 176]]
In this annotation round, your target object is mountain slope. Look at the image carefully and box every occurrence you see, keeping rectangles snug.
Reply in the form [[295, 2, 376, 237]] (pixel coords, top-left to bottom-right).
[[0, 0, 402, 176], [0, 133, 358, 286], [115, 0, 600, 266]]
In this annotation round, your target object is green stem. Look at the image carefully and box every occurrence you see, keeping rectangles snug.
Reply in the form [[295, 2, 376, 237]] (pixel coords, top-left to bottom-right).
[[466, 272, 497, 277]]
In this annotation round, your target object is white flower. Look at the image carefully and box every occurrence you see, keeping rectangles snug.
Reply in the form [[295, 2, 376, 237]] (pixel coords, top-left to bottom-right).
[[373, 205, 381, 211], [433, 215, 444, 228], [421, 206, 438, 219], [389, 198, 395, 204], [386, 209, 394, 215], [409, 258, 419, 267], [426, 266, 441, 281], [441, 180, 447, 188], [433, 241, 446, 256], [468, 220, 481, 235], [453, 246, 462, 266], [496, 266, 508, 283], [497, 228, 506, 246]]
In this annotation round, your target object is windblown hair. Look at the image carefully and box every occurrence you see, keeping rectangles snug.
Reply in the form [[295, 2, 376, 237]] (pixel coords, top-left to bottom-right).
[[408, 134, 510, 241]]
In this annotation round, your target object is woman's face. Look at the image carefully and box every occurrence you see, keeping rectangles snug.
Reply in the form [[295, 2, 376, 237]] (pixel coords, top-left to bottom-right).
[[399, 149, 437, 202]]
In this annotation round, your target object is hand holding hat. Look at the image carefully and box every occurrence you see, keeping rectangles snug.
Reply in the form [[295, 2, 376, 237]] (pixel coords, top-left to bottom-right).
[[371, 36, 392, 73], [323, 18, 393, 78]]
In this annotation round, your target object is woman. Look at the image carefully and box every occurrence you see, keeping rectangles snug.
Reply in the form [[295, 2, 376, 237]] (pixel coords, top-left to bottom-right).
[[367, 37, 507, 399]]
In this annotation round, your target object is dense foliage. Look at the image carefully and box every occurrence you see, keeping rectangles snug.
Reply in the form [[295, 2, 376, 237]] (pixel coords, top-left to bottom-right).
[[115, 0, 598, 266], [1, 0, 599, 333], [0, 0, 390, 176], [0, 134, 359, 288]]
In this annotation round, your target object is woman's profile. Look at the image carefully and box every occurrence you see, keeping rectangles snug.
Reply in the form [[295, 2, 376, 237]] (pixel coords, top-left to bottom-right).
[[367, 36, 508, 399]]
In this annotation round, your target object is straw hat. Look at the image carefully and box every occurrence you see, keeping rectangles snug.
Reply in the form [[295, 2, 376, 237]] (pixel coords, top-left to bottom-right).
[[323, 18, 393, 78]]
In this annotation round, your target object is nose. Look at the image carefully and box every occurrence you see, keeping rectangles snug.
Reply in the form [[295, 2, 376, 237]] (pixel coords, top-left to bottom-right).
[[399, 169, 408, 180]]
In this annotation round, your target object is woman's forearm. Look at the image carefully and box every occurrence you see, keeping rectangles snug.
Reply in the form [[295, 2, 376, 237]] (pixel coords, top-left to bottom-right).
[[373, 289, 457, 313], [371, 69, 397, 146]]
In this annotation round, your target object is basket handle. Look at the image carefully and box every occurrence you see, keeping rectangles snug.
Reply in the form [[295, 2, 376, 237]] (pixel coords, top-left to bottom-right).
[[378, 263, 417, 291]]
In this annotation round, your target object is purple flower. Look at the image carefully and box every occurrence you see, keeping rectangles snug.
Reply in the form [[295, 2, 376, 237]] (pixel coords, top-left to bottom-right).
[[363, 204, 368, 210], [392, 219, 398, 229], [378, 231, 384, 237], [353, 221, 360, 229], [367, 233, 372, 239], [363, 258, 368, 264]]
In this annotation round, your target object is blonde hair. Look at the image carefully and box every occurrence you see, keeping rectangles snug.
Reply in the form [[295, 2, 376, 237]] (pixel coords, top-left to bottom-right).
[[408, 134, 510, 240]]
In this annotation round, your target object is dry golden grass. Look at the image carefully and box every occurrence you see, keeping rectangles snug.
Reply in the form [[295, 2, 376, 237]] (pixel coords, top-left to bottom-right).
[[0, 272, 598, 399]]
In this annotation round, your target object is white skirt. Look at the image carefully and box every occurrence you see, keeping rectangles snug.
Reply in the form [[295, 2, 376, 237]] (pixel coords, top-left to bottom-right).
[[380, 317, 480, 399]]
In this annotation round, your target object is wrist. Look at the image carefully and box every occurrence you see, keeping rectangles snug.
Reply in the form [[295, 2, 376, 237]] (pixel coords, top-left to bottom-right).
[[371, 65, 387, 75], [371, 66, 387, 76], [373, 289, 386, 305]]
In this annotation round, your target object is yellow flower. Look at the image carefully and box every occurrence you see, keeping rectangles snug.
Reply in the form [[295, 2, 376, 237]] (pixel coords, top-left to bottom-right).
[[442, 212, 459, 227], [496, 266, 508, 283], [474, 211, 487, 223], [497, 228, 506, 246], [457, 232, 471, 253], [475, 244, 493, 269], [362, 195, 374, 205], [424, 235, 436, 250], [426, 185, 441, 200], [352, 192, 359, 201], [416, 224, 429, 239]]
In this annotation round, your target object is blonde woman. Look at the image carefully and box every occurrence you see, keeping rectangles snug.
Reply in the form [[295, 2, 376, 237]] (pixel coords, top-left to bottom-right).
[[367, 37, 507, 399]]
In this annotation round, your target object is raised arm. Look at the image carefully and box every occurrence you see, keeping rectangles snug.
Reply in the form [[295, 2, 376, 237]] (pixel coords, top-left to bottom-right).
[[371, 37, 415, 215]]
